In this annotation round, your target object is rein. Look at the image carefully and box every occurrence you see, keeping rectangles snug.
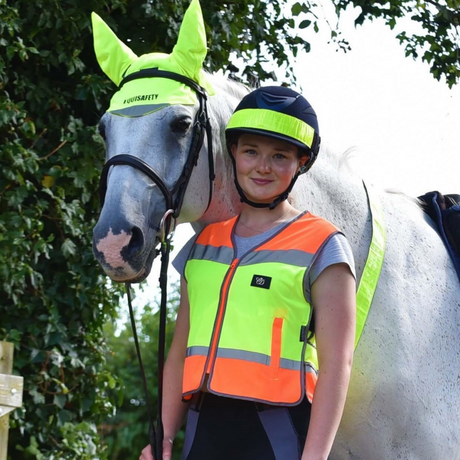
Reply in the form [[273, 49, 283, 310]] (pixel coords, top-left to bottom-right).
[[99, 70, 215, 460], [125, 226, 172, 460]]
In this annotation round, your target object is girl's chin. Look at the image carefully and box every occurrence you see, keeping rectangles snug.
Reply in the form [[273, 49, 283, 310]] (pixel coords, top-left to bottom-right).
[[242, 191, 279, 204], [240, 183, 286, 204]]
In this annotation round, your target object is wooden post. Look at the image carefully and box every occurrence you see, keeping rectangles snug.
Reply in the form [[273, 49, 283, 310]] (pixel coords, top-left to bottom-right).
[[0, 342, 24, 460]]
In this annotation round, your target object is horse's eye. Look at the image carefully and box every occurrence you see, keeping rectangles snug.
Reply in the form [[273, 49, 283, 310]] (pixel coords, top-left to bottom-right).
[[171, 117, 192, 133], [98, 122, 106, 140]]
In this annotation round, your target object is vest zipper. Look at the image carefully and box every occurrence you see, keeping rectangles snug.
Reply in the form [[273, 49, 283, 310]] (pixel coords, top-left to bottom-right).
[[204, 212, 307, 385], [205, 258, 239, 374]]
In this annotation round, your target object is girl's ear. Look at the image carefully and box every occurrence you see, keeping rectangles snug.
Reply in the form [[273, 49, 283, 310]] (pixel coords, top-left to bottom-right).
[[298, 154, 309, 172]]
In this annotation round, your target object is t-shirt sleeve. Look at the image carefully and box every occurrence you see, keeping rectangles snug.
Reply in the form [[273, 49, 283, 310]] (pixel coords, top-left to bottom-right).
[[172, 233, 199, 278], [304, 233, 356, 303]]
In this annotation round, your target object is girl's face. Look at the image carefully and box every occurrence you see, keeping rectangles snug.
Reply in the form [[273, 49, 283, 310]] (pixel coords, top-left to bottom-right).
[[231, 133, 307, 205]]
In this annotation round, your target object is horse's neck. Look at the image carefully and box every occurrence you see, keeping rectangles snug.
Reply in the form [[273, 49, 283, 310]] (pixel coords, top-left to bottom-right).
[[293, 151, 372, 274], [198, 160, 242, 226], [296, 157, 365, 219], [192, 76, 248, 231]]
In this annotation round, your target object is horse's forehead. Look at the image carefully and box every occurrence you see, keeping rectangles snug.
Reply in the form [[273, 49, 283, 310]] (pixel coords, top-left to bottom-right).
[[106, 104, 196, 128], [104, 105, 195, 147], [102, 104, 199, 188]]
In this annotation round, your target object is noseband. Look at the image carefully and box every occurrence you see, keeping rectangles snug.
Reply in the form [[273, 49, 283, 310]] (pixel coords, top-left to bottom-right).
[[98, 69, 215, 460]]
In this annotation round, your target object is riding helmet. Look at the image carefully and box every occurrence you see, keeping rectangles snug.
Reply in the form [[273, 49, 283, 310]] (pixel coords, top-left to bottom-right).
[[225, 85, 321, 209]]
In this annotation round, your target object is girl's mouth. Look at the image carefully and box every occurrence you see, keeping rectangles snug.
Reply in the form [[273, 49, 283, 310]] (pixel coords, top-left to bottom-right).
[[252, 178, 273, 185]]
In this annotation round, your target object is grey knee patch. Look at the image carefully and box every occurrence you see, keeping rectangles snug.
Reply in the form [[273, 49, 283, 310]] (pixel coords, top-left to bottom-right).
[[257, 407, 301, 460], [181, 408, 199, 460]]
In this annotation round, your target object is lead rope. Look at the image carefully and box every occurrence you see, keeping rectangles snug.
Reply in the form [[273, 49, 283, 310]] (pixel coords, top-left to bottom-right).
[[125, 210, 175, 460], [125, 283, 157, 455]]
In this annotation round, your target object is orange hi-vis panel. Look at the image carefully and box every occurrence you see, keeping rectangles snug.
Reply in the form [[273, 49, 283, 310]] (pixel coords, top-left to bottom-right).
[[183, 211, 339, 405]]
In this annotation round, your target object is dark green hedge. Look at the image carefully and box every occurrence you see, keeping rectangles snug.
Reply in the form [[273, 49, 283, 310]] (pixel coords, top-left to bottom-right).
[[0, 1, 309, 458]]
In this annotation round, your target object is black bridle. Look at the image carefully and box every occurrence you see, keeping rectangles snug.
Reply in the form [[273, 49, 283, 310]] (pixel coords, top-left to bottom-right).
[[98, 69, 215, 460], [99, 68, 215, 225]]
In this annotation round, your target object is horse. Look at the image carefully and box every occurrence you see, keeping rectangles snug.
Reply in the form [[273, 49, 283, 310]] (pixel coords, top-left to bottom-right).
[[91, 4, 460, 460]]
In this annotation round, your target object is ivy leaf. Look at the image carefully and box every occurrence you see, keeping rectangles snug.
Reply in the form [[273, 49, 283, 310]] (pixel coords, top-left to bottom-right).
[[53, 394, 67, 409], [61, 239, 77, 257], [30, 388, 45, 405]]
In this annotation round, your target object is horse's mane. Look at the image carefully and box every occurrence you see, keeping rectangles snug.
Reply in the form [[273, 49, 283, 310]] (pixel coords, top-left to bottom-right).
[[210, 72, 251, 100], [311, 144, 363, 183], [205, 73, 250, 188], [322, 146, 360, 175], [386, 189, 421, 207]]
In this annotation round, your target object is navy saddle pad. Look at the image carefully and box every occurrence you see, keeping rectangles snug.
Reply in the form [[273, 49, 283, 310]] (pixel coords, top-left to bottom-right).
[[418, 191, 460, 282]]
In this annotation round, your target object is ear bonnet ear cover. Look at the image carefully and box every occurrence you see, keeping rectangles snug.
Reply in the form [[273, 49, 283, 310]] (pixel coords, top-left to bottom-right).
[[92, 0, 215, 117], [91, 12, 138, 86]]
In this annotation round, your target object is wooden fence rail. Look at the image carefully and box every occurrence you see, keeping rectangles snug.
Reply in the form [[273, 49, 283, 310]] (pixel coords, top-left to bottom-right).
[[0, 342, 24, 460]]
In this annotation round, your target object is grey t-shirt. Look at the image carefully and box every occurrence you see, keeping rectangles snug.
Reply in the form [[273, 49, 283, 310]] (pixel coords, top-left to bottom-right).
[[172, 217, 355, 303]]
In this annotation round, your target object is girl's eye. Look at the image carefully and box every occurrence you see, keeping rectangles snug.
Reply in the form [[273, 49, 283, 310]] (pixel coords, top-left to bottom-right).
[[274, 153, 286, 159], [245, 149, 257, 155]]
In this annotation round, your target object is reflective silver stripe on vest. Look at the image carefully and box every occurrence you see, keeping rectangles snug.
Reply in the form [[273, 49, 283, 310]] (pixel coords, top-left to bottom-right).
[[188, 244, 234, 265], [189, 244, 314, 268], [186, 345, 209, 357], [186, 346, 306, 371], [240, 248, 314, 267]]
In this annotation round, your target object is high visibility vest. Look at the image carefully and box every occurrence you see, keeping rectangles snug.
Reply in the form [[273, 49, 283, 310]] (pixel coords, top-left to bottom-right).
[[183, 211, 340, 405]]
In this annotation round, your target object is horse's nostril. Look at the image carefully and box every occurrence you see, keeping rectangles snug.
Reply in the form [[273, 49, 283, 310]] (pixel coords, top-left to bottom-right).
[[128, 226, 144, 252]]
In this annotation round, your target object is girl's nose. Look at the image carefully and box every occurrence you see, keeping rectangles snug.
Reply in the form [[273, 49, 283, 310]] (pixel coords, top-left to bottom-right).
[[256, 155, 271, 173]]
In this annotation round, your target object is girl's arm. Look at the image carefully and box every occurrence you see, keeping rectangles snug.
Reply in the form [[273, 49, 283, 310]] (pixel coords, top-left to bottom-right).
[[301, 263, 356, 460], [141, 277, 191, 460]]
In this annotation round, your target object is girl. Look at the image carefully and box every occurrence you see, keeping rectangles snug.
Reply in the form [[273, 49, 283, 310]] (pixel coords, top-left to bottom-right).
[[141, 85, 356, 460]]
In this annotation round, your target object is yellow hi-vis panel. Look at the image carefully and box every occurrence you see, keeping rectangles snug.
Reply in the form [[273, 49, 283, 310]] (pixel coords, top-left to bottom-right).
[[355, 182, 386, 348], [226, 108, 315, 149]]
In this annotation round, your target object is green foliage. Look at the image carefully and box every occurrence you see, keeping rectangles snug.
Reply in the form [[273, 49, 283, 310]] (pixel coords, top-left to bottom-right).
[[202, 0, 312, 81], [0, 0, 312, 458], [1, 0, 124, 457], [331, 0, 460, 87], [100, 285, 182, 460]]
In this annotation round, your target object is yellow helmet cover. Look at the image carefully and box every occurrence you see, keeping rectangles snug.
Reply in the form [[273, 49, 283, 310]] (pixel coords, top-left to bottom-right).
[[92, 0, 215, 117]]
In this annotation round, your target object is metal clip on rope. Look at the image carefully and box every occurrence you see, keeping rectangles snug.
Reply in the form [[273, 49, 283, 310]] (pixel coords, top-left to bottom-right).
[[159, 209, 176, 245]]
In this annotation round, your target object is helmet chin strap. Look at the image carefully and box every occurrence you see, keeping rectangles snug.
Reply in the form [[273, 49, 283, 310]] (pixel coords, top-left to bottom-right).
[[230, 157, 300, 210]]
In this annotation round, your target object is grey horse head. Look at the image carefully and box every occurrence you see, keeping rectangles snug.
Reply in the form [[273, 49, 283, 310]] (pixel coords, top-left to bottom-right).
[[91, 1, 244, 282]]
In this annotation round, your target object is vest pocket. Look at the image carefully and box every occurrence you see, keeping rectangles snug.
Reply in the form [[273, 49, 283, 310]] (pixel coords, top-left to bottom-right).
[[270, 317, 283, 379]]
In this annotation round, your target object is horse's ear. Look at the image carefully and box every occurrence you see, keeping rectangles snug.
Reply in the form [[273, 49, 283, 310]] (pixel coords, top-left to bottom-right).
[[172, 0, 208, 82], [91, 12, 138, 86]]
